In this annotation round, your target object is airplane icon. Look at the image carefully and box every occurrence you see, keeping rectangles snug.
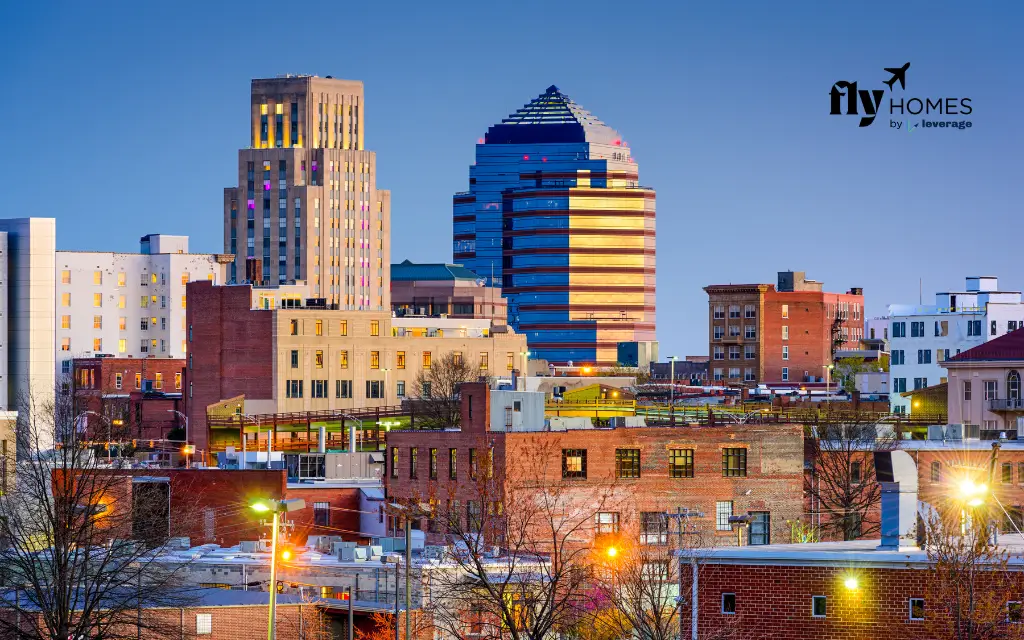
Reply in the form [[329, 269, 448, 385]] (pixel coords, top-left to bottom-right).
[[883, 62, 910, 91]]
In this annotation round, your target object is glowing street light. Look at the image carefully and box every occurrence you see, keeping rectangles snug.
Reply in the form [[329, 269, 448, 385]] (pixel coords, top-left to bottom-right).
[[844, 577, 859, 590], [959, 479, 987, 507], [605, 545, 618, 559], [249, 498, 305, 640]]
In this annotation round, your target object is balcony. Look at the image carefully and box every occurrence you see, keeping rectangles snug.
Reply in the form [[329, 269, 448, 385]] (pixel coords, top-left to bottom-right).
[[988, 398, 1024, 412]]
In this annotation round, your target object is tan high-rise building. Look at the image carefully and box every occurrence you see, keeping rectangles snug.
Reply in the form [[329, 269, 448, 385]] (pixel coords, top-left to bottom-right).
[[223, 75, 390, 309]]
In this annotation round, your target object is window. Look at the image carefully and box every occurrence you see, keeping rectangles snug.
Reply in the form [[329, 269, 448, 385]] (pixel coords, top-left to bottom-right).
[[985, 380, 998, 401], [390, 447, 399, 479], [366, 380, 383, 398], [640, 512, 668, 545], [196, 613, 212, 635], [135, 373, 142, 389], [669, 448, 694, 478], [175, 372, 182, 390], [397, 351, 406, 369], [910, 321, 925, 337], [118, 295, 125, 308], [311, 379, 328, 398], [61, 270, 70, 284], [60, 315, 70, 329], [892, 321, 906, 338], [370, 320, 379, 336], [449, 448, 458, 479], [480, 352, 489, 370], [782, 346, 789, 361], [285, 379, 303, 398], [851, 461, 862, 484], [713, 346, 724, 361], [453, 351, 464, 367], [1003, 463, 1013, 484], [370, 351, 380, 369], [721, 593, 736, 615], [429, 448, 438, 479], [910, 598, 925, 621], [744, 325, 756, 339], [586, 513, 620, 538], [812, 596, 827, 618], [339, 320, 348, 336], [340, 351, 349, 368], [290, 319, 299, 335], [781, 367, 789, 381], [61, 292, 71, 307], [744, 345, 755, 360], [315, 319, 323, 336], [291, 350, 299, 368], [154, 372, 164, 390], [744, 304, 755, 319], [1019, 464, 1024, 485], [749, 511, 770, 545], [893, 377, 907, 393], [714, 368, 724, 381], [917, 349, 932, 364], [728, 346, 740, 360], [992, 320, 999, 336], [615, 449, 640, 478], [1010, 601, 1022, 623], [891, 350, 904, 366], [410, 447, 418, 479], [507, 352, 515, 370], [423, 351, 432, 369], [1010, 370, 1022, 401], [115, 373, 123, 389], [781, 304, 789, 319], [728, 305, 740, 319], [314, 501, 330, 526], [931, 461, 942, 482], [92, 270, 102, 285], [968, 320, 982, 337], [118, 339, 126, 353], [713, 305, 725, 319], [562, 449, 587, 479], [728, 367, 740, 379], [713, 325, 724, 341], [716, 501, 733, 531], [722, 448, 747, 477], [336, 380, 353, 398], [782, 325, 789, 340]]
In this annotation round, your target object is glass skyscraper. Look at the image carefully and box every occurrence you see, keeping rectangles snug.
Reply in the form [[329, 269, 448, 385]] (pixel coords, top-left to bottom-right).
[[453, 86, 656, 366]]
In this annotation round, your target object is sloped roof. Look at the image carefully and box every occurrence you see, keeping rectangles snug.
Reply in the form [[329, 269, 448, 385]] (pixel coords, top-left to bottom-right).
[[391, 259, 484, 283], [948, 328, 1024, 362], [484, 85, 623, 146]]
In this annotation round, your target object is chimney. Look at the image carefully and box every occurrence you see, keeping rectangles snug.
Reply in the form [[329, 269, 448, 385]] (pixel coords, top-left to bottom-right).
[[874, 450, 920, 550]]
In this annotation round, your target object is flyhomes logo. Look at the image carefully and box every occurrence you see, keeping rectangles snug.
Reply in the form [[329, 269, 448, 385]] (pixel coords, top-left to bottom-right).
[[829, 63, 973, 130]]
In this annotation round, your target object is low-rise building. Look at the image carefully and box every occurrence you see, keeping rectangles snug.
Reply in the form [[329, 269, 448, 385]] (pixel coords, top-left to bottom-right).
[[945, 327, 1024, 435], [385, 383, 805, 548], [391, 259, 506, 325], [183, 281, 527, 456], [888, 276, 1024, 413]]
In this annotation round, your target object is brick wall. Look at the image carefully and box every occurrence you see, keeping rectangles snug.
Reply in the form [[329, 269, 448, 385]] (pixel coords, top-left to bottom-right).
[[763, 290, 864, 384], [184, 281, 274, 457], [284, 485, 365, 542]]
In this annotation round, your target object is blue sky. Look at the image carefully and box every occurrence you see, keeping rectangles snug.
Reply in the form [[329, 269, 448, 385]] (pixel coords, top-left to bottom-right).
[[1, 0, 1020, 356]]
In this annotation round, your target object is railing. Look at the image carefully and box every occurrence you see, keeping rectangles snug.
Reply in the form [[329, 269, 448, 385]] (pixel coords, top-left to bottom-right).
[[988, 398, 1024, 411]]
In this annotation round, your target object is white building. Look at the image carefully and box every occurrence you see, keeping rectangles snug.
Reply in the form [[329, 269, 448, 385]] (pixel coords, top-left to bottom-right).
[[0, 218, 56, 415], [56, 234, 232, 380], [889, 276, 1024, 413]]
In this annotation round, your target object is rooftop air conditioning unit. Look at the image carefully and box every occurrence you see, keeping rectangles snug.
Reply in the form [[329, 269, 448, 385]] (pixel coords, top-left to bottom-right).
[[945, 424, 965, 440], [331, 541, 356, 555], [927, 425, 946, 441], [964, 423, 981, 440], [239, 541, 259, 553], [338, 546, 368, 562]]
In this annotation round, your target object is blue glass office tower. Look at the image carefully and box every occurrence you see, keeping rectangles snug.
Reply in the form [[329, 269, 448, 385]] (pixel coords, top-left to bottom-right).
[[453, 86, 656, 366]]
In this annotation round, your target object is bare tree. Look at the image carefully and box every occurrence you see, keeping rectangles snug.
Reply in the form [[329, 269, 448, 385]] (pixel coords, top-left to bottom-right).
[[805, 417, 895, 541], [918, 508, 1024, 640], [413, 438, 617, 640], [0, 385, 198, 639], [414, 351, 476, 429]]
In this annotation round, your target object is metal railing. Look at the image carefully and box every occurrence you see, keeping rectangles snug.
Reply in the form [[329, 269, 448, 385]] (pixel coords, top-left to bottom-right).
[[988, 398, 1024, 411]]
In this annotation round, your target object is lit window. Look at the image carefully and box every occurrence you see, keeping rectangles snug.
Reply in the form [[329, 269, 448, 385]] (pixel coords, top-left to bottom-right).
[[93, 315, 102, 329], [93, 270, 102, 285], [480, 352, 489, 370], [370, 351, 380, 369], [93, 293, 102, 307], [782, 304, 789, 319], [196, 613, 212, 635], [115, 373, 123, 389], [151, 273, 158, 284], [118, 295, 125, 309], [396, 351, 406, 369], [61, 270, 70, 284], [61, 338, 70, 351], [562, 449, 587, 479], [722, 448, 747, 477], [315, 350, 324, 368], [370, 320, 379, 336], [117, 272, 125, 287], [61, 293, 70, 307], [340, 350, 349, 368], [118, 339, 126, 353], [155, 373, 163, 390], [60, 315, 70, 329], [93, 338, 101, 352], [423, 351, 432, 369], [339, 320, 348, 336], [135, 373, 142, 389], [181, 295, 187, 309], [181, 272, 190, 285]]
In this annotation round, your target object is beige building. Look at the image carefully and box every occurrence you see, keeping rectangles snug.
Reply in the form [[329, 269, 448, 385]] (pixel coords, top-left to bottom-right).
[[223, 75, 390, 309]]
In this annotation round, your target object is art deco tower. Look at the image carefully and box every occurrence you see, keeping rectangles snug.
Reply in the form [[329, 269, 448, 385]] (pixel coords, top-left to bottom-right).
[[453, 86, 656, 366], [224, 75, 390, 310]]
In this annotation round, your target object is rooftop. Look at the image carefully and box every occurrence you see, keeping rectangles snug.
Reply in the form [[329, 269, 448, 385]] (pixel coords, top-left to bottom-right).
[[485, 85, 623, 146], [391, 260, 485, 283], [948, 327, 1024, 362]]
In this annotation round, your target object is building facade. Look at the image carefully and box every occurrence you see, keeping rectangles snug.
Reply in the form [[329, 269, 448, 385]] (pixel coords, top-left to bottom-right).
[[0, 218, 56, 423], [183, 281, 527, 455], [56, 234, 230, 381], [944, 327, 1024, 434], [385, 384, 804, 548], [705, 271, 864, 386], [222, 75, 391, 309], [889, 276, 1024, 413], [391, 260, 506, 324], [453, 86, 656, 366]]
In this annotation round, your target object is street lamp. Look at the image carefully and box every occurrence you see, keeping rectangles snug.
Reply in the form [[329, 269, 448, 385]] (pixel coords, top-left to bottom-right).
[[250, 498, 306, 640], [668, 356, 678, 425], [390, 502, 431, 640]]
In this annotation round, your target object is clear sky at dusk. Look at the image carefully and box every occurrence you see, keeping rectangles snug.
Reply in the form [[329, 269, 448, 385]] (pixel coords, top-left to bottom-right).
[[1, 1, 1020, 357]]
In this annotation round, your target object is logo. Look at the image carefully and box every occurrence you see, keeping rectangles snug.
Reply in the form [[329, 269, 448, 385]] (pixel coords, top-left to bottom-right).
[[829, 63, 973, 130]]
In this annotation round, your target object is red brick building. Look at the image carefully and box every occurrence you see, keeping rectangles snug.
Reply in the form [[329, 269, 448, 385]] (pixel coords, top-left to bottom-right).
[[705, 270, 864, 386], [385, 384, 805, 547], [72, 357, 185, 442]]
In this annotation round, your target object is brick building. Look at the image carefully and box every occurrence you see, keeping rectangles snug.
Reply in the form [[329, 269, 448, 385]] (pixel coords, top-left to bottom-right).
[[705, 270, 864, 386], [385, 383, 805, 547], [72, 357, 185, 442], [184, 280, 526, 456]]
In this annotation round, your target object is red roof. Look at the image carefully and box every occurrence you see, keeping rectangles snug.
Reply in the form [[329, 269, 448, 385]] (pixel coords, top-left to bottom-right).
[[948, 328, 1024, 362]]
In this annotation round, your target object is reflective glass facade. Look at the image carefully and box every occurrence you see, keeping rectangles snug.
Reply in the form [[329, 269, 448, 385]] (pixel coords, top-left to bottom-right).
[[453, 87, 656, 366]]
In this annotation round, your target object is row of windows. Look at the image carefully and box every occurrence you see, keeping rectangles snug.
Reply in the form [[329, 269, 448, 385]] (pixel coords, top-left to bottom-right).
[[61, 337, 182, 355], [712, 345, 757, 360], [75, 370, 180, 391], [560, 447, 747, 480], [712, 368, 757, 382], [60, 315, 174, 332], [288, 349, 492, 371], [285, 379, 409, 399], [390, 446, 492, 481], [59, 270, 215, 287], [720, 594, 925, 621], [711, 325, 758, 340], [60, 292, 189, 310], [712, 305, 757, 320]]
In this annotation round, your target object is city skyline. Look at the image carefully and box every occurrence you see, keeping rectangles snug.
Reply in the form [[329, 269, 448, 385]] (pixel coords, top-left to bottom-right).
[[2, 1, 1020, 357]]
